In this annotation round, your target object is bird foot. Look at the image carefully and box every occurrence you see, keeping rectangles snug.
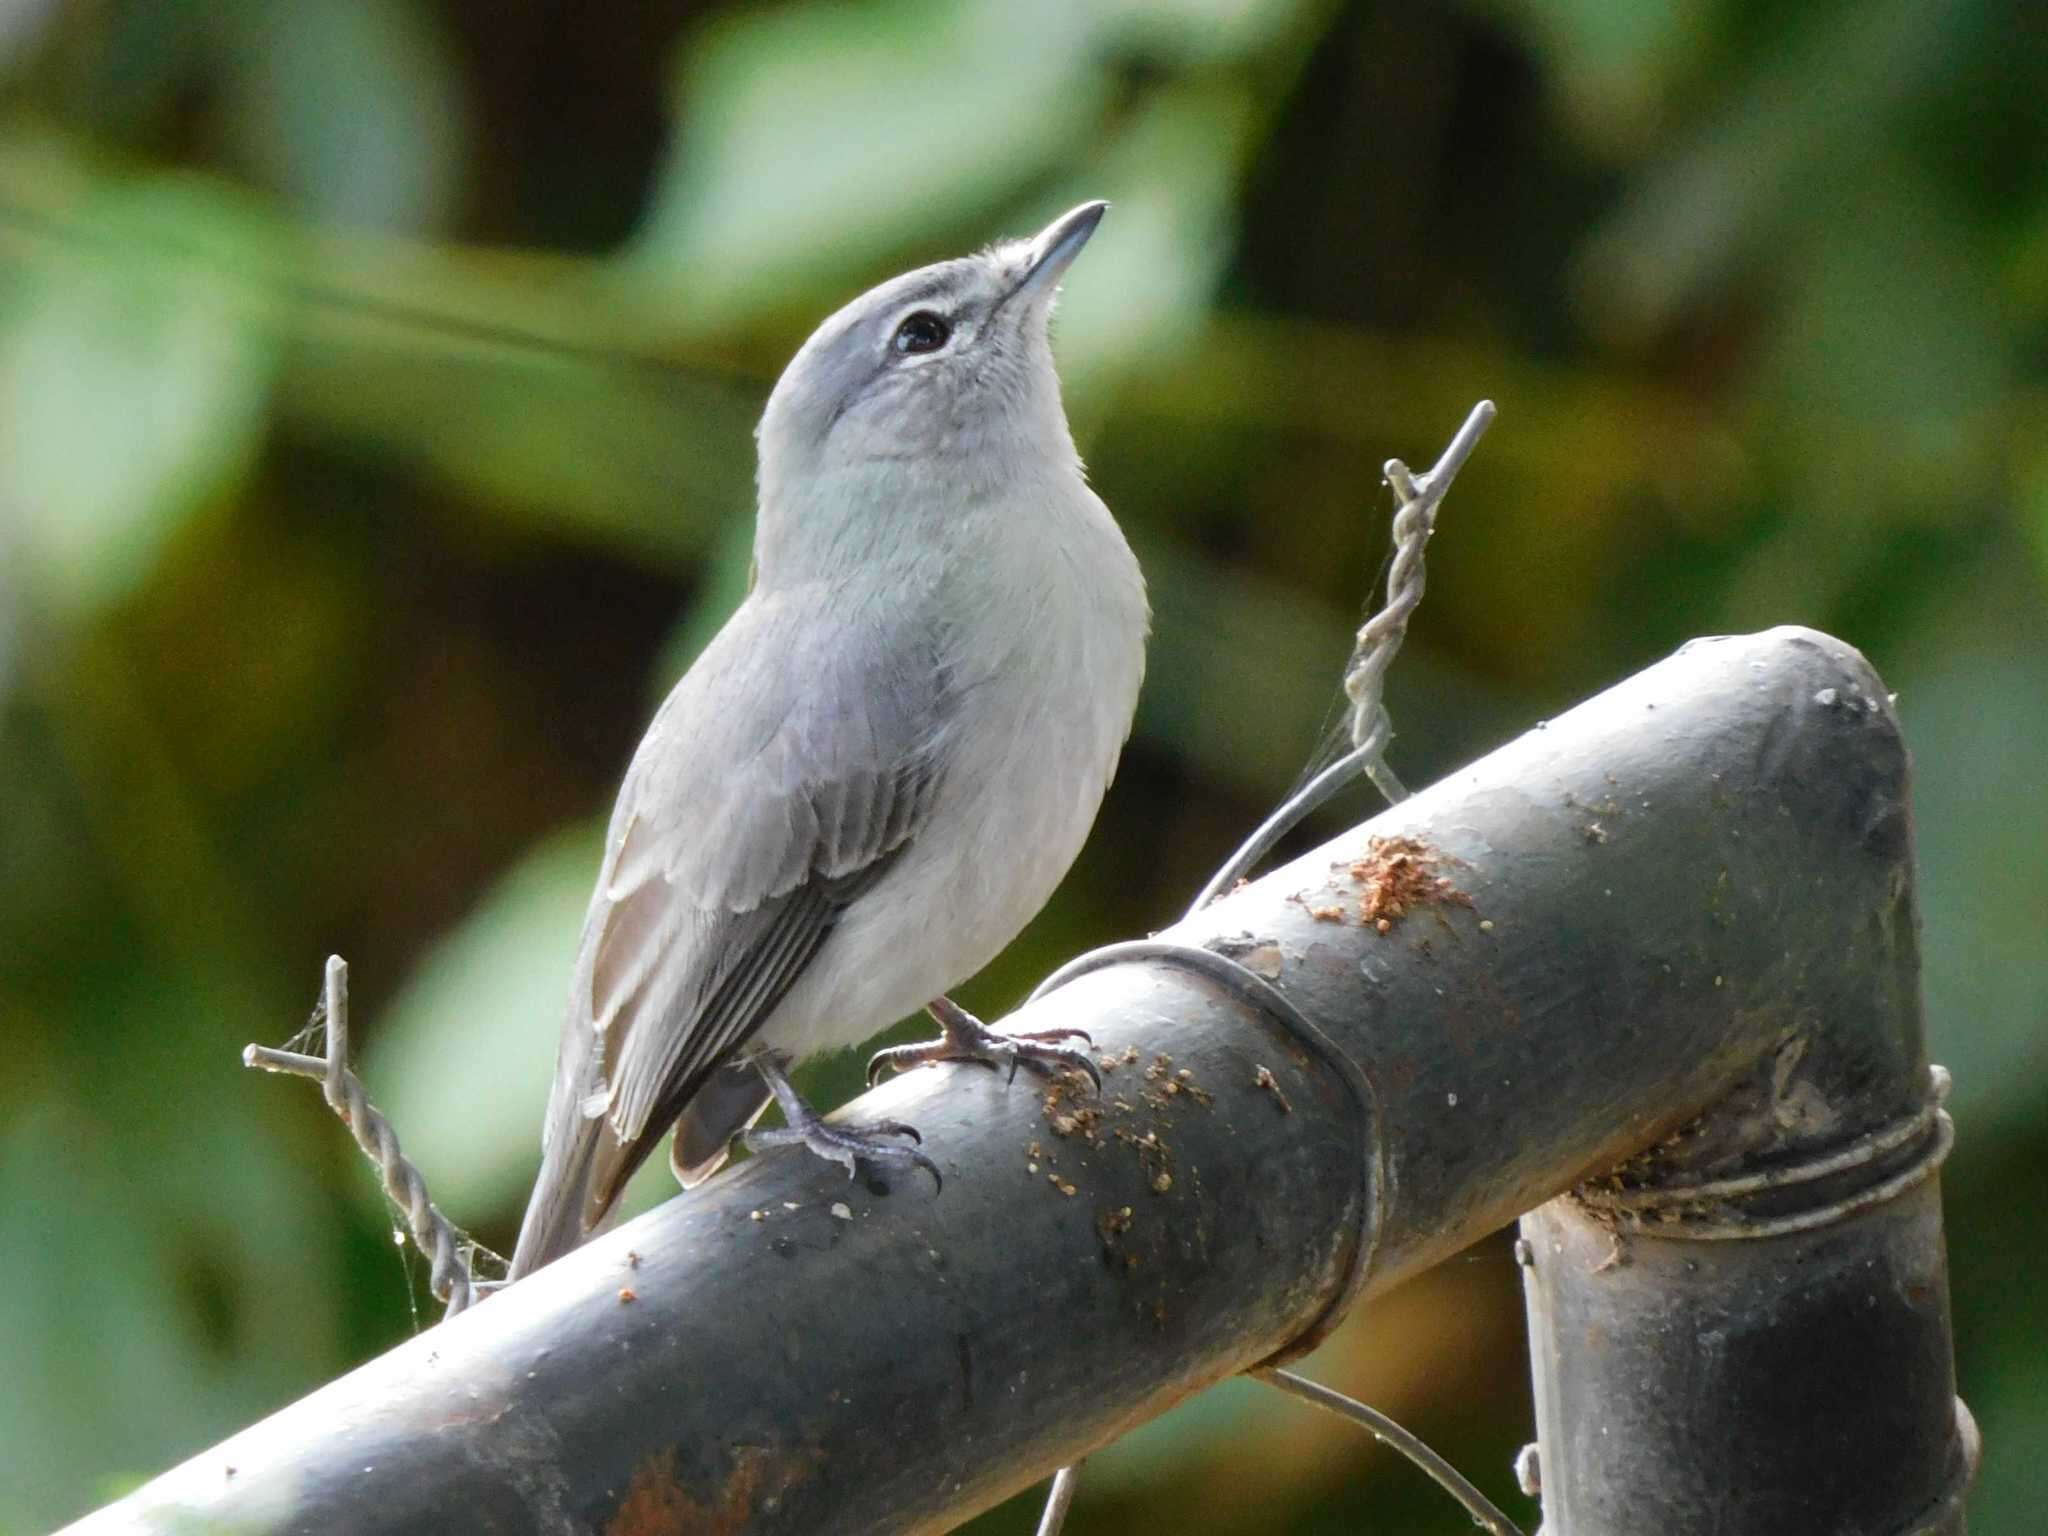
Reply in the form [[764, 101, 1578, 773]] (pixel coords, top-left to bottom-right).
[[745, 1051, 942, 1191], [743, 1113, 941, 1191], [867, 997, 1101, 1092]]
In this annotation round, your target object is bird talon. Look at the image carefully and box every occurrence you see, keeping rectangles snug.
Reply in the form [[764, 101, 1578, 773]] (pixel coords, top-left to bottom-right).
[[875, 1001, 1104, 1096], [742, 1094, 941, 1193], [1014, 1026, 1095, 1048], [997, 1041, 1102, 1095]]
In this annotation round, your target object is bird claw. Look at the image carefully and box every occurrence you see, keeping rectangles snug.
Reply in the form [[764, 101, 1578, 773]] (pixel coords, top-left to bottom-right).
[[867, 1006, 1102, 1093], [745, 1114, 941, 1192]]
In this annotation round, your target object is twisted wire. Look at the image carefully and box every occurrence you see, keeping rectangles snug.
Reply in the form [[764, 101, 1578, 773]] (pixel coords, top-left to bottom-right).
[[1186, 400, 1493, 913], [1340, 404, 1494, 795], [243, 955, 498, 1316]]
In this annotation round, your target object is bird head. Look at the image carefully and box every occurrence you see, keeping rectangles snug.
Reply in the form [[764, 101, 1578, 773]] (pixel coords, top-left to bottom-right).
[[753, 202, 1107, 578]]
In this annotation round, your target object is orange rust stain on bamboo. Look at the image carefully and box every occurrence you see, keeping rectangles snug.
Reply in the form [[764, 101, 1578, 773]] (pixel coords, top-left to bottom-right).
[[606, 1445, 812, 1536], [1346, 835, 1473, 931]]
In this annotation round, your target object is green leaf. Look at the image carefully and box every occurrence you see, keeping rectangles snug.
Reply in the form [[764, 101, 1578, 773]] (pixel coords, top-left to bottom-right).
[[0, 578, 14, 700], [632, 0, 1114, 320], [0, 965, 351, 1532], [1097, 0, 1315, 65], [366, 823, 604, 1223], [1475, 0, 1714, 150], [1039, 83, 1254, 394], [216, 0, 470, 234], [1573, 0, 1961, 343], [0, 177, 283, 618], [1894, 568, 2048, 1142], [278, 332, 759, 567], [0, 1104, 216, 1529]]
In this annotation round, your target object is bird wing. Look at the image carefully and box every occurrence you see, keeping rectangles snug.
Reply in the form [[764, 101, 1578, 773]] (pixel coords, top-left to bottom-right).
[[518, 584, 952, 1265]]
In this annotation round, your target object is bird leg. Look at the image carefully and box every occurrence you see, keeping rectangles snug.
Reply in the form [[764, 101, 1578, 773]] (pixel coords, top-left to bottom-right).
[[867, 995, 1101, 1092], [744, 1051, 942, 1191]]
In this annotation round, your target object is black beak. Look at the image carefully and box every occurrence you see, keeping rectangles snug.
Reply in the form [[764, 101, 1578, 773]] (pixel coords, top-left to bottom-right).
[[1012, 201, 1108, 302]]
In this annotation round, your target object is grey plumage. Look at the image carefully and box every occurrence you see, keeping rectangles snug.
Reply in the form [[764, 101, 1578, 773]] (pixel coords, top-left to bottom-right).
[[511, 203, 1146, 1279]]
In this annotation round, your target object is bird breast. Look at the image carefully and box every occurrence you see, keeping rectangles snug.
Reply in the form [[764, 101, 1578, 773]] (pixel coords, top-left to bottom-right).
[[908, 490, 1146, 976], [763, 487, 1146, 1058]]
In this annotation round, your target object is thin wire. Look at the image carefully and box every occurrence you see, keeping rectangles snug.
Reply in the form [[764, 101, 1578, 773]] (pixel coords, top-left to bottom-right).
[[243, 956, 501, 1316], [1183, 713, 1390, 915], [1034, 400, 1501, 1536], [1251, 1367, 1525, 1536], [1187, 400, 1494, 913], [1033, 1464, 1084, 1536]]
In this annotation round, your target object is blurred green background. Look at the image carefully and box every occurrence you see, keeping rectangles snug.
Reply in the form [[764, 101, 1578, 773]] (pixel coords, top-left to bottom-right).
[[2, 0, 2043, 1530]]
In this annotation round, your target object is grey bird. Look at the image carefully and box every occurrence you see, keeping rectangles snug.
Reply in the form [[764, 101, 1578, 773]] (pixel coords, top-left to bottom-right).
[[509, 202, 1148, 1280]]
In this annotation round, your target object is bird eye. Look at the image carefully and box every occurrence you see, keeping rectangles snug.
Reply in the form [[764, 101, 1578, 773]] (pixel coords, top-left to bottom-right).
[[892, 311, 951, 355]]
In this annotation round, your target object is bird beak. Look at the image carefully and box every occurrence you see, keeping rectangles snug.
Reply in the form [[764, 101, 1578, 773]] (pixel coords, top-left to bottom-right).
[[1012, 201, 1108, 302]]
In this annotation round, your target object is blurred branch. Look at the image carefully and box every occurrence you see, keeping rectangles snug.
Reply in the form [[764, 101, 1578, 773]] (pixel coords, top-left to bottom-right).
[[0, 142, 762, 560], [0, 145, 735, 374]]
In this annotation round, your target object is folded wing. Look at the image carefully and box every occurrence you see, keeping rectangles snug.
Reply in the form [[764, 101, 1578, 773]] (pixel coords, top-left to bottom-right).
[[510, 585, 952, 1276]]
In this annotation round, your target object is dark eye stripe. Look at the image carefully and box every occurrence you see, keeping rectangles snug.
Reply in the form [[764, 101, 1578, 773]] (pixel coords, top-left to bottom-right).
[[889, 275, 954, 311]]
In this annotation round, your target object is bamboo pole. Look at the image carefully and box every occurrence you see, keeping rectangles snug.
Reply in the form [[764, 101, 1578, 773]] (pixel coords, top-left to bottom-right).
[[64, 626, 1970, 1536]]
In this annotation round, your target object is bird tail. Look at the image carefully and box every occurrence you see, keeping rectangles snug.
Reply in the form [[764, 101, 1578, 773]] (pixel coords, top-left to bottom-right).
[[510, 1063, 774, 1279], [510, 994, 643, 1281], [507, 1125, 603, 1281]]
